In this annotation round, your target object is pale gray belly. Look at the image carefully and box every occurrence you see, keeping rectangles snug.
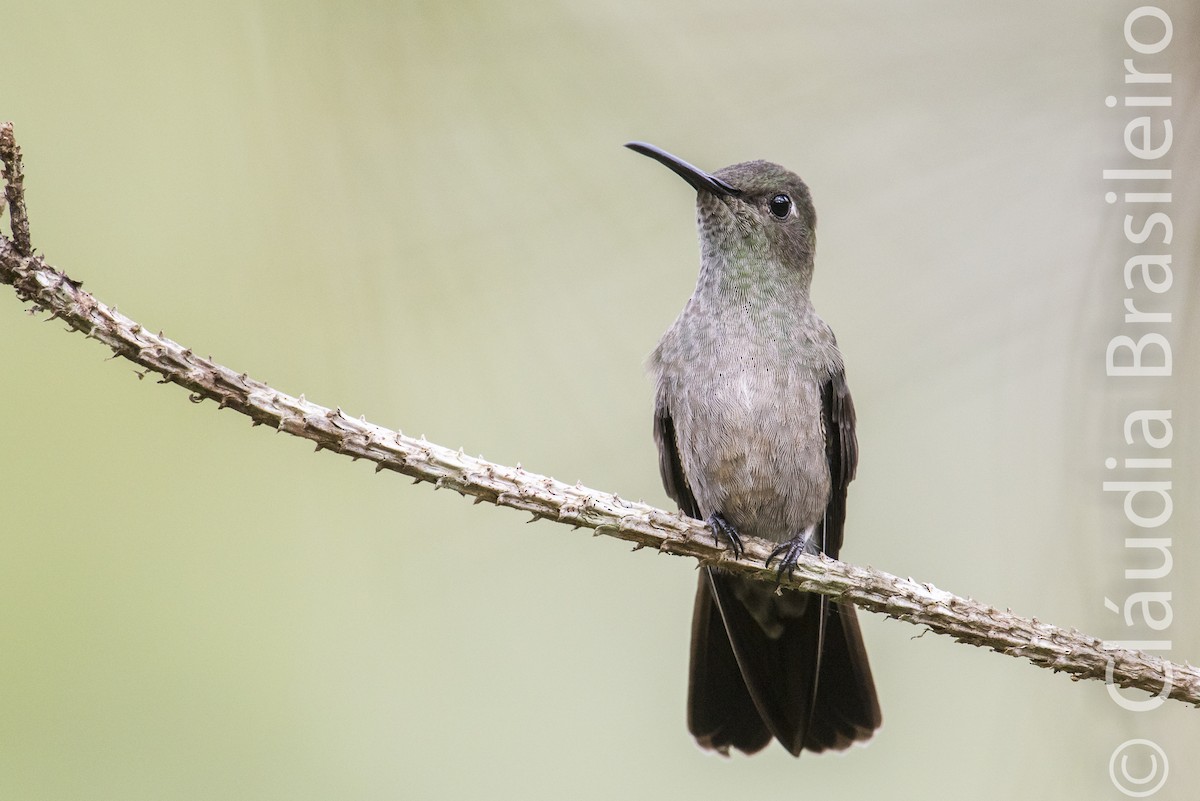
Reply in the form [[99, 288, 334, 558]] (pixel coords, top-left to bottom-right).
[[671, 367, 830, 543]]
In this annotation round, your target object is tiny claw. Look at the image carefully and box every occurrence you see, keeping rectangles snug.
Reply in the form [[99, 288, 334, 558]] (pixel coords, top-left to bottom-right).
[[765, 533, 821, 583], [707, 513, 744, 560]]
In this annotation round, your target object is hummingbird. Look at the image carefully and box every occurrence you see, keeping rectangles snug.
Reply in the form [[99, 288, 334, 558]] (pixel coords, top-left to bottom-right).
[[627, 142, 881, 756]]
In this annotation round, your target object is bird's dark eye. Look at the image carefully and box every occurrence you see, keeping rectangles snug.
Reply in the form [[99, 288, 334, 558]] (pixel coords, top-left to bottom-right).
[[768, 194, 792, 219]]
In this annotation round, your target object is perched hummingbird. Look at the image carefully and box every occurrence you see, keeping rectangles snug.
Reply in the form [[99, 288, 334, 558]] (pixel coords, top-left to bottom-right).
[[627, 142, 881, 756]]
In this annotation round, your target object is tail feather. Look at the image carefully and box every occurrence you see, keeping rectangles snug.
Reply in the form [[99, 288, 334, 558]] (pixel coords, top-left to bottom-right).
[[688, 568, 881, 756], [802, 600, 881, 752], [687, 573, 772, 754]]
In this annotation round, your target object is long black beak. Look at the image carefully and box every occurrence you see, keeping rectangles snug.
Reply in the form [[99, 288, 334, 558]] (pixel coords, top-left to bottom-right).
[[625, 142, 741, 197]]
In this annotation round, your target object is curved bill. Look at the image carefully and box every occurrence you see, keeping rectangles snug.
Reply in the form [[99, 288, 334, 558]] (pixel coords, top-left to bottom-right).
[[625, 142, 741, 197]]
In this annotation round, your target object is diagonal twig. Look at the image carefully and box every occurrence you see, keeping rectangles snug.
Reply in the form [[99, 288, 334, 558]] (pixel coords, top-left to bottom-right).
[[2, 123, 1196, 709]]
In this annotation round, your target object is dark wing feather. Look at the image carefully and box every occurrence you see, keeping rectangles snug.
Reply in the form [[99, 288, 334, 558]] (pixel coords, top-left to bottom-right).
[[820, 369, 858, 559], [652, 397, 700, 520]]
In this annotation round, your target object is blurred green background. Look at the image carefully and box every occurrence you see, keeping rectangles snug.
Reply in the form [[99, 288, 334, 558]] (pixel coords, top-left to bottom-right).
[[3, 2, 1198, 799]]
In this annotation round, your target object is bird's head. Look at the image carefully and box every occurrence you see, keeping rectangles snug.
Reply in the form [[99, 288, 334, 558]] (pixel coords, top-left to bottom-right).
[[626, 142, 817, 291]]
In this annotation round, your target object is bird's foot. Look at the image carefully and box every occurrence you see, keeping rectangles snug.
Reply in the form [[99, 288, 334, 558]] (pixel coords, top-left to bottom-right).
[[707, 513, 744, 560], [765, 529, 821, 582]]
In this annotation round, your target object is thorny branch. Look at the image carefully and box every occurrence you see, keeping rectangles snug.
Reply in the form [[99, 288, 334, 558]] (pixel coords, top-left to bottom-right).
[[2, 122, 1196, 708]]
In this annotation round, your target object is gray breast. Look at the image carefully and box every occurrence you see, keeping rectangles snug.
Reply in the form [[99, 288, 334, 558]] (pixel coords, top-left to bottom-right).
[[658, 334, 832, 544]]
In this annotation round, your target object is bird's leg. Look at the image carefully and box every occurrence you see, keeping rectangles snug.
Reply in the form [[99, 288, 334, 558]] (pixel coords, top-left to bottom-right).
[[765, 523, 822, 582], [706, 512, 745, 560]]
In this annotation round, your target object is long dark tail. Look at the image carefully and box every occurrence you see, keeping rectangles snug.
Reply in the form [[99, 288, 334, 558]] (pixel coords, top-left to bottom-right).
[[687, 568, 881, 756]]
